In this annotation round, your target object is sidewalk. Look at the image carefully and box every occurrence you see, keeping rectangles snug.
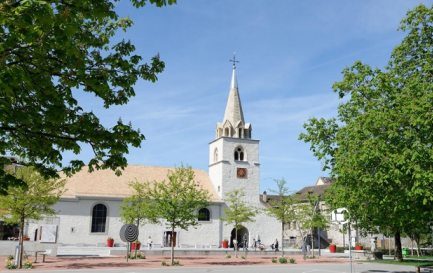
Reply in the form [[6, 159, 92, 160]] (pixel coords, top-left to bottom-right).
[[1, 254, 349, 271]]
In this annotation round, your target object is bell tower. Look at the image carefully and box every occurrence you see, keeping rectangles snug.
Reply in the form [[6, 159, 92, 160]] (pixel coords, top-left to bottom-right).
[[209, 58, 260, 203]]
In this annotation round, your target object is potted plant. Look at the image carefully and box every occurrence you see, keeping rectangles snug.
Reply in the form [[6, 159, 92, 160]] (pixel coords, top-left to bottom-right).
[[355, 243, 363, 250], [131, 240, 141, 251], [222, 239, 229, 248], [107, 237, 114, 247]]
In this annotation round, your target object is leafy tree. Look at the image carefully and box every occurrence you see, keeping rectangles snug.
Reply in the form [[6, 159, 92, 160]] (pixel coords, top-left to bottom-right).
[[295, 194, 328, 258], [0, 167, 65, 268], [120, 180, 158, 258], [265, 178, 297, 257], [121, 180, 157, 225], [144, 166, 210, 265], [223, 188, 257, 257], [300, 4, 433, 261], [0, 0, 176, 193]]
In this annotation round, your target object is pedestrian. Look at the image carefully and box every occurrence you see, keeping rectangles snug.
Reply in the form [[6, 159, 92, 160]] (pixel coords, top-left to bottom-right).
[[274, 238, 279, 252], [242, 234, 248, 251], [147, 236, 152, 250]]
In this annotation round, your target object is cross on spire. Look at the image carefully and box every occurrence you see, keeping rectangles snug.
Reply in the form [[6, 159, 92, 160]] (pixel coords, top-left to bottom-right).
[[229, 54, 239, 69]]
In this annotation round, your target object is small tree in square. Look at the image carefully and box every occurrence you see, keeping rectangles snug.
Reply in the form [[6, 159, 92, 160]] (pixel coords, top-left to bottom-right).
[[223, 188, 257, 258], [266, 178, 297, 257], [0, 167, 65, 268], [145, 166, 210, 265], [121, 180, 158, 257]]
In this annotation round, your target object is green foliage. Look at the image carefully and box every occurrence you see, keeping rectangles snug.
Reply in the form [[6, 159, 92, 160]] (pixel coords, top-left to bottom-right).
[[0, 166, 65, 269], [145, 166, 210, 230], [223, 189, 257, 230], [222, 188, 257, 257], [161, 260, 168, 266], [278, 256, 288, 264], [299, 4, 433, 261], [225, 254, 231, 259], [128, 252, 145, 259], [121, 181, 158, 226], [0, 167, 65, 224], [289, 258, 296, 264], [0, 0, 176, 193], [144, 166, 210, 265], [266, 178, 296, 257], [271, 257, 277, 263]]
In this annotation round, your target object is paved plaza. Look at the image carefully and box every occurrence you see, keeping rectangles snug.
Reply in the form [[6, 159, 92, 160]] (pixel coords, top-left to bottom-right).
[[0, 255, 422, 273]]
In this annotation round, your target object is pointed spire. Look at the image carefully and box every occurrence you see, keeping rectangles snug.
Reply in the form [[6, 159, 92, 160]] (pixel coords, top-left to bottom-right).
[[223, 56, 245, 126]]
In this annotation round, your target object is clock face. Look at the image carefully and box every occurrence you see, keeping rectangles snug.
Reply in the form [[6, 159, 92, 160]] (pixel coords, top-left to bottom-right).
[[237, 168, 247, 178]]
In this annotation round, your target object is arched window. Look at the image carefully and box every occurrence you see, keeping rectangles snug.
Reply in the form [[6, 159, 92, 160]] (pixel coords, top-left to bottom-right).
[[214, 148, 218, 163], [234, 146, 245, 161], [198, 208, 210, 221], [91, 204, 107, 233]]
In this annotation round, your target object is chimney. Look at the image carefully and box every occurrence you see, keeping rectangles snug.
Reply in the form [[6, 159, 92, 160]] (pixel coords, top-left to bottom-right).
[[262, 191, 267, 202]]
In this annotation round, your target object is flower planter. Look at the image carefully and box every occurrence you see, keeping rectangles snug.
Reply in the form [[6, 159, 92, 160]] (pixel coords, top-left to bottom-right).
[[222, 240, 229, 248], [107, 239, 114, 247], [329, 244, 336, 253], [355, 245, 363, 250], [131, 242, 141, 251]]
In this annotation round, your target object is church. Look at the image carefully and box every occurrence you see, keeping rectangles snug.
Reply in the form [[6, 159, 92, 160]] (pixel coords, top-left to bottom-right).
[[25, 62, 282, 249]]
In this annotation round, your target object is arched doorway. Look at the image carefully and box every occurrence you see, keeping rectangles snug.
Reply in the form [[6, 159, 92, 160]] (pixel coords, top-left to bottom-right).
[[230, 226, 248, 248]]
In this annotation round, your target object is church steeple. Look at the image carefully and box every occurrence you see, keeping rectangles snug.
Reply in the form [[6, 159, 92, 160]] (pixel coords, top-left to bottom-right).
[[223, 63, 245, 126], [216, 56, 252, 139]]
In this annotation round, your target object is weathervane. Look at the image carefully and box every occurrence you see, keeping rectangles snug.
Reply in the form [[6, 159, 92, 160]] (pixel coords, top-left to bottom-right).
[[229, 53, 239, 69]]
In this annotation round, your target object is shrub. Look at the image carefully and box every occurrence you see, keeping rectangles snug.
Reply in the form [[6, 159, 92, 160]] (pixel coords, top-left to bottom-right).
[[161, 260, 168, 266], [128, 252, 145, 259], [289, 258, 296, 264], [271, 257, 277, 263], [5, 259, 17, 270], [278, 257, 288, 264], [241, 255, 246, 259], [172, 260, 182, 266], [225, 254, 231, 259], [23, 259, 33, 269]]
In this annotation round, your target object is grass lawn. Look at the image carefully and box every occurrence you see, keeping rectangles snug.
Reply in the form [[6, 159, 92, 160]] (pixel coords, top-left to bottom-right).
[[371, 258, 433, 267]]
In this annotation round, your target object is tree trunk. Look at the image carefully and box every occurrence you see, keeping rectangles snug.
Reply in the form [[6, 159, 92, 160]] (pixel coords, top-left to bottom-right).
[[415, 236, 421, 257], [170, 226, 175, 265], [18, 217, 24, 269], [311, 228, 315, 258], [234, 227, 238, 258], [281, 222, 284, 257], [394, 231, 403, 261]]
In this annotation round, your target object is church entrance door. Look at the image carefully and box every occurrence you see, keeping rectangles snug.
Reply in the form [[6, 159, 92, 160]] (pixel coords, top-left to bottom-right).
[[230, 226, 248, 248], [163, 231, 177, 247]]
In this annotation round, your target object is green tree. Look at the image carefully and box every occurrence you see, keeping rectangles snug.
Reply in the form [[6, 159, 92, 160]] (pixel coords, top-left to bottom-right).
[[144, 166, 210, 265], [120, 180, 158, 258], [300, 4, 433, 261], [0, 0, 175, 193], [295, 195, 328, 258], [265, 178, 296, 257], [223, 188, 257, 258], [0, 167, 65, 268]]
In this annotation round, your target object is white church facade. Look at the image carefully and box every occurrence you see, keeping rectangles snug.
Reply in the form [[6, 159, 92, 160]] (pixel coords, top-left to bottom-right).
[[26, 63, 282, 249]]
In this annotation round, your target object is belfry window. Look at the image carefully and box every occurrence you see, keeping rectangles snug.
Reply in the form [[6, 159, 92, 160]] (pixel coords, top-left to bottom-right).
[[214, 148, 218, 162], [198, 208, 210, 221], [91, 204, 107, 233], [234, 146, 245, 161]]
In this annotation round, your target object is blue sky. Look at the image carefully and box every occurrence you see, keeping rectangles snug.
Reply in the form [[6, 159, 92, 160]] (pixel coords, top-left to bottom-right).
[[71, 0, 431, 192]]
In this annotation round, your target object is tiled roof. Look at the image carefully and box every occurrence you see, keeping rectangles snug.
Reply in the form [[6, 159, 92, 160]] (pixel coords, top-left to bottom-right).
[[295, 184, 330, 200], [60, 165, 220, 202]]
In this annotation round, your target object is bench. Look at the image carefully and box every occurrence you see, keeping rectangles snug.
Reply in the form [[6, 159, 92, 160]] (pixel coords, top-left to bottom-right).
[[34, 249, 51, 263]]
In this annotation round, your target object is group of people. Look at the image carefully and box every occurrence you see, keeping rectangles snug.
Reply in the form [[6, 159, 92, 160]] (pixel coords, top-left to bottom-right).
[[250, 238, 279, 252]]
